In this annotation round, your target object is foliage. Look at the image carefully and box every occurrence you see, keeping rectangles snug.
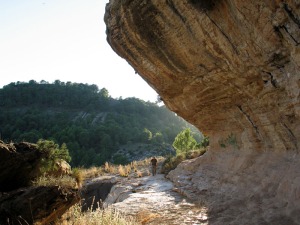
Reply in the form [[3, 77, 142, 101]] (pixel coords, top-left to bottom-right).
[[113, 153, 130, 165], [37, 139, 71, 174], [200, 135, 209, 147], [0, 80, 202, 168], [172, 128, 199, 154]]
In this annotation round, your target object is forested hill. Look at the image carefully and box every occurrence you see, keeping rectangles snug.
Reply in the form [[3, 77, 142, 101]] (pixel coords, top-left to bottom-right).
[[0, 80, 202, 167]]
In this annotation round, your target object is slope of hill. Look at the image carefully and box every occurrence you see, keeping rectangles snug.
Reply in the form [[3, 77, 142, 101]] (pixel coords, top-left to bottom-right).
[[0, 80, 202, 167]]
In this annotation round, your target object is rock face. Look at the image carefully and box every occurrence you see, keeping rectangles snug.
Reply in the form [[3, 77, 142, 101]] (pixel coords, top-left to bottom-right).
[[0, 186, 79, 225], [105, 0, 299, 152], [167, 150, 300, 224], [81, 176, 116, 211], [0, 141, 45, 192], [105, 0, 300, 224]]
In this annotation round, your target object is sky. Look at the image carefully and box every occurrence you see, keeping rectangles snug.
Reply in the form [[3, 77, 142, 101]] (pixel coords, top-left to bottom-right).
[[0, 0, 159, 102]]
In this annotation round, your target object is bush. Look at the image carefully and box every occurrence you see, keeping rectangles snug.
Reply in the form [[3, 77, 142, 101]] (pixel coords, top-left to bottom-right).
[[113, 154, 129, 165], [37, 139, 71, 174]]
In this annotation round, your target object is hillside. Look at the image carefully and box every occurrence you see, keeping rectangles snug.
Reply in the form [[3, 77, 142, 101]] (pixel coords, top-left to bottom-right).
[[0, 80, 202, 167]]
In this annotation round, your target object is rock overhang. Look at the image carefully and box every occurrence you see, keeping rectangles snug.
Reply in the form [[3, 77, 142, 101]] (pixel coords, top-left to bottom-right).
[[105, 0, 300, 152]]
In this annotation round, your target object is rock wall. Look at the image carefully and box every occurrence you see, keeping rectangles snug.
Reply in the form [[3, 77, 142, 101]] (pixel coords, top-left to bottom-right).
[[0, 141, 44, 191], [167, 150, 300, 224], [105, 0, 300, 223], [105, 0, 300, 152], [0, 186, 79, 225]]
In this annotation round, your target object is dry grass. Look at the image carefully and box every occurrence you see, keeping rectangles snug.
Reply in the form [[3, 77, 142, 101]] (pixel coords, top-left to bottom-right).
[[56, 204, 140, 225], [72, 168, 84, 188], [104, 162, 117, 174], [32, 175, 77, 188], [118, 165, 128, 177], [136, 210, 160, 224], [79, 166, 104, 180], [135, 170, 143, 178]]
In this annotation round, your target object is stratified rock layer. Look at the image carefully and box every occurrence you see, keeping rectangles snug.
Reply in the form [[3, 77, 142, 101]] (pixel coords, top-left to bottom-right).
[[105, 0, 299, 151], [105, 0, 300, 224]]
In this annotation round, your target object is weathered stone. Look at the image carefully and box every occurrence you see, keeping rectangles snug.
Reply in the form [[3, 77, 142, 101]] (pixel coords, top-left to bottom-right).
[[105, 0, 299, 152], [0, 141, 45, 192], [81, 176, 116, 211], [0, 185, 79, 225], [46, 159, 72, 177], [167, 150, 300, 224]]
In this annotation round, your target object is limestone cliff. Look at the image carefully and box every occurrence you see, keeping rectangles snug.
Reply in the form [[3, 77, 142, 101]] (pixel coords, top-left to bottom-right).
[[105, 0, 300, 224], [105, 0, 299, 152]]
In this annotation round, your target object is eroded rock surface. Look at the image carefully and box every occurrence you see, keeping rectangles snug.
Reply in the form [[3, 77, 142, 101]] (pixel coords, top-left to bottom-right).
[[105, 0, 299, 151], [105, 174, 208, 225], [168, 150, 300, 224], [0, 141, 45, 191], [0, 186, 79, 225], [81, 176, 117, 211], [105, 1, 300, 224]]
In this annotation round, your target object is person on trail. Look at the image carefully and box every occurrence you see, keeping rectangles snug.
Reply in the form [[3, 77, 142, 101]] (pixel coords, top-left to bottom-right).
[[151, 157, 158, 176]]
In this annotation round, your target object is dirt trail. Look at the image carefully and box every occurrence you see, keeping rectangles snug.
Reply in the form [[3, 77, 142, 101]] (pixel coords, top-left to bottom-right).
[[104, 174, 208, 225]]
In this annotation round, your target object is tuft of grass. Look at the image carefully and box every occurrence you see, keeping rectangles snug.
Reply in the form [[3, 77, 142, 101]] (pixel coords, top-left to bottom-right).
[[104, 162, 110, 172], [79, 166, 104, 180], [56, 203, 140, 225], [131, 161, 137, 171], [135, 170, 143, 178], [118, 165, 128, 177], [32, 175, 77, 188], [104, 162, 117, 174], [72, 168, 84, 188]]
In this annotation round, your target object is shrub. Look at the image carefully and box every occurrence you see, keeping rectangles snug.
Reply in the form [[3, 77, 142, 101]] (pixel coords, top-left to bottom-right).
[[37, 139, 71, 174], [113, 154, 129, 165]]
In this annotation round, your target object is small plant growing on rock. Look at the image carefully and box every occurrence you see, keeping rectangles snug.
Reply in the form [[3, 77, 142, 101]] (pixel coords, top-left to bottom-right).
[[118, 165, 128, 177], [72, 168, 83, 188], [104, 162, 110, 172]]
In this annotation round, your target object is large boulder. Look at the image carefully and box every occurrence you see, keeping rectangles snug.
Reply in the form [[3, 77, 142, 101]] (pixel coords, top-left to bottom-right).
[[0, 141, 45, 192], [0, 185, 79, 225], [46, 159, 72, 177]]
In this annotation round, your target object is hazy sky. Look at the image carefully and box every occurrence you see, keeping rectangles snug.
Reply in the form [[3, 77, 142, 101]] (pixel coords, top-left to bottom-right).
[[0, 0, 158, 102]]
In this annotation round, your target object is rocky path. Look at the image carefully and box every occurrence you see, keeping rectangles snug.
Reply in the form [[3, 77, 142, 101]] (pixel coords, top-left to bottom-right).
[[104, 174, 208, 225]]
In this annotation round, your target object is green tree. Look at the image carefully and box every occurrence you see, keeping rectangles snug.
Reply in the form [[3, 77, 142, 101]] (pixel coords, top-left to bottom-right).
[[141, 128, 152, 142], [172, 128, 198, 154], [37, 139, 71, 174]]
